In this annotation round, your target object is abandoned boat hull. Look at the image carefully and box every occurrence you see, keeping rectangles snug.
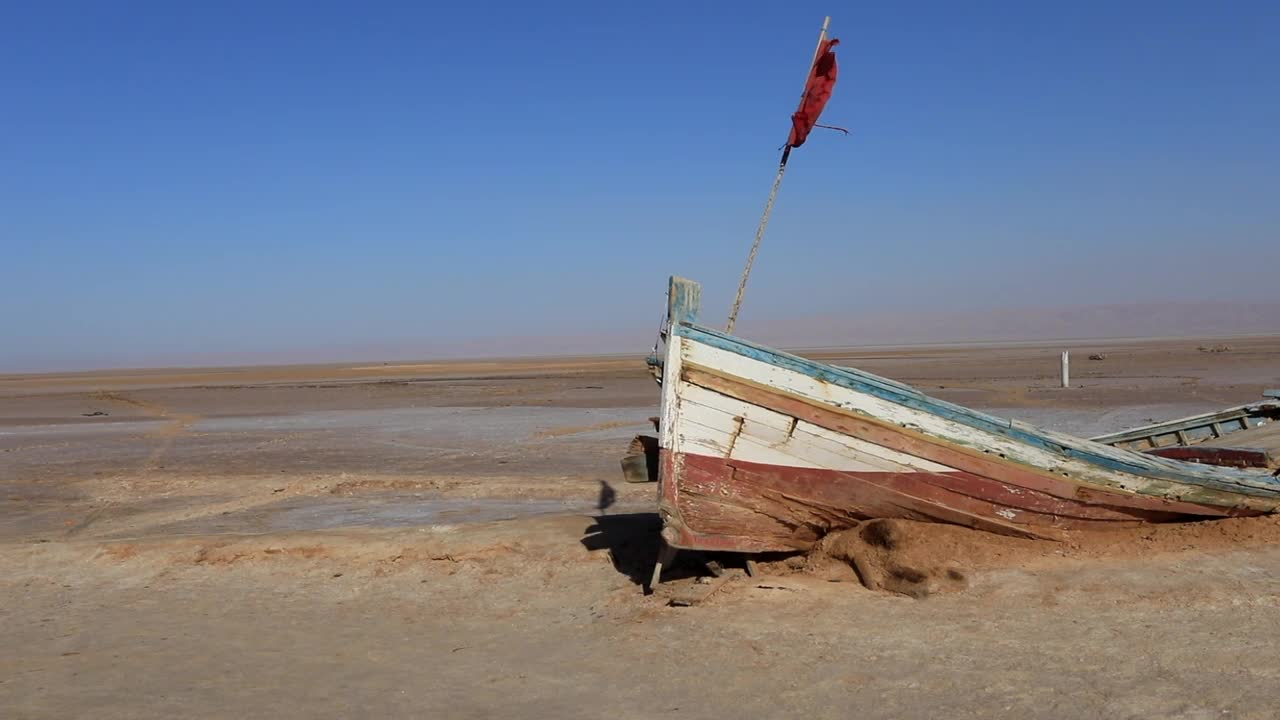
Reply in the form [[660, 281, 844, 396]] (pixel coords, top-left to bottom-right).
[[654, 277, 1280, 553], [1091, 396, 1280, 469]]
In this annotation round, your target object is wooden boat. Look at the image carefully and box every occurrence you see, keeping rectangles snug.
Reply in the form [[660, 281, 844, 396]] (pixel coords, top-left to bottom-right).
[[1092, 394, 1280, 469], [649, 277, 1280, 555]]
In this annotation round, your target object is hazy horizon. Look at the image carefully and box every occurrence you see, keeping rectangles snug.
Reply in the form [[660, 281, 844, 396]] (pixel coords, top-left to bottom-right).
[[5, 295, 1279, 374], [4, 2, 1277, 374]]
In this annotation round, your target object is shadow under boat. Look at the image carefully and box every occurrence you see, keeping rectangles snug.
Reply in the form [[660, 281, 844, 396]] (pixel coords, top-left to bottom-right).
[[627, 276, 1280, 589]]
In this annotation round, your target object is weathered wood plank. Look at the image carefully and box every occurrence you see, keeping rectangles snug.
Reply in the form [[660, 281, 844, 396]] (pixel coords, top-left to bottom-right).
[[1145, 446, 1273, 469], [675, 322, 1280, 495], [668, 451, 1188, 550], [681, 364, 1260, 516], [653, 276, 1280, 553], [1092, 404, 1276, 447], [678, 339, 1280, 501], [1215, 423, 1280, 450], [681, 382, 954, 472], [667, 276, 700, 327], [620, 435, 659, 483], [678, 384, 951, 473]]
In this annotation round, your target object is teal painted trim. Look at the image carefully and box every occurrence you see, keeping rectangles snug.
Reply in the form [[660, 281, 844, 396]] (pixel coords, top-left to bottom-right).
[[667, 276, 700, 327], [673, 321, 1280, 497]]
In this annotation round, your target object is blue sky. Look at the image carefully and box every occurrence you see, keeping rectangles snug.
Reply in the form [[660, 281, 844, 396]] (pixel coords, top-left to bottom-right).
[[2, 1, 1278, 370]]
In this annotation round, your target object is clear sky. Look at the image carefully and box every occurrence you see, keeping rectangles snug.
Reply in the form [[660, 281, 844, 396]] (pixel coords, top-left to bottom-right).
[[3, 1, 1278, 371]]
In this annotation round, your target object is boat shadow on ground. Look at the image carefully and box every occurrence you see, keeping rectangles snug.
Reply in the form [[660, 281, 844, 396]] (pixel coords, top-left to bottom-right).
[[580, 512, 708, 587]]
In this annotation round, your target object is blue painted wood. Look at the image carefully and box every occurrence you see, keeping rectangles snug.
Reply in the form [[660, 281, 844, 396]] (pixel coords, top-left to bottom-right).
[[660, 276, 1280, 497], [677, 322, 1280, 496], [667, 276, 700, 328]]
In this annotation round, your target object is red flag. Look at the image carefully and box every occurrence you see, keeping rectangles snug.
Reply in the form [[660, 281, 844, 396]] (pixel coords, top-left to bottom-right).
[[787, 38, 840, 148]]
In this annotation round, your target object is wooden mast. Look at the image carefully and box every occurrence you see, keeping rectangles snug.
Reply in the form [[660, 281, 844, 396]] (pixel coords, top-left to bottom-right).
[[725, 16, 831, 335]]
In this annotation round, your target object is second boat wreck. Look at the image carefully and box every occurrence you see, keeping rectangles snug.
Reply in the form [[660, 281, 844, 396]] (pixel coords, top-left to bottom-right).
[[647, 276, 1280, 558]]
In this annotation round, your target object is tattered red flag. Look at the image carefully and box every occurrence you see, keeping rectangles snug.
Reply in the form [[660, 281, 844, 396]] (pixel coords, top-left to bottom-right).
[[786, 38, 840, 148]]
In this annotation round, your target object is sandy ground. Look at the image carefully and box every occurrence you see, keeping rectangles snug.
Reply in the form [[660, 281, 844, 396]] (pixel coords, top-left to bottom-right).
[[3, 336, 1280, 718]]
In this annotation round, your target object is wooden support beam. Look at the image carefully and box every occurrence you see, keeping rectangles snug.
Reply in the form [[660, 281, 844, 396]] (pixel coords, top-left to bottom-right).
[[1146, 446, 1273, 469], [646, 542, 678, 595]]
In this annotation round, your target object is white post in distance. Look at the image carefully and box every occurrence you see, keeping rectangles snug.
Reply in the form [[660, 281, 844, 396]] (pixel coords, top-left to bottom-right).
[[1061, 350, 1070, 389]]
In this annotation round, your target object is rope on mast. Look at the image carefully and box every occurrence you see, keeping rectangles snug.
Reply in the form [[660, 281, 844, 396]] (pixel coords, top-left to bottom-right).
[[725, 16, 831, 335], [725, 147, 790, 335]]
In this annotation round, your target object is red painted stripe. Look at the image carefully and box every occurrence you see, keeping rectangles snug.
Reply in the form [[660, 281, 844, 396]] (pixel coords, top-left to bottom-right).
[[681, 366, 1246, 517], [661, 451, 1229, 553], [1146, 446, 1273, 469]]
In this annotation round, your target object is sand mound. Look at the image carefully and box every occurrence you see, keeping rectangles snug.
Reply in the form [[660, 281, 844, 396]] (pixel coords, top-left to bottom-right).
[[800, 514, 1280, 597], [812, 519, 1008, 597]]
